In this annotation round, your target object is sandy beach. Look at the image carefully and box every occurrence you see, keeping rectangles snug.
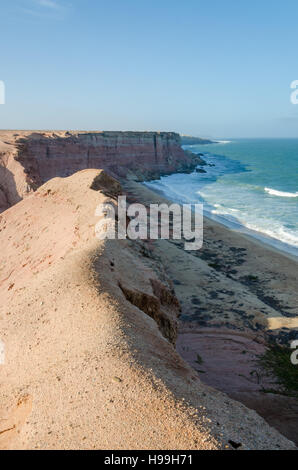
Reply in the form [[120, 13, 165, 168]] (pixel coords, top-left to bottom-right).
[[123, 179, 298, 444]]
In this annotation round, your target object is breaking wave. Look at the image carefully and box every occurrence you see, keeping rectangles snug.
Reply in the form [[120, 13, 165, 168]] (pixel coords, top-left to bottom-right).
[[265, 187, 298, 198]]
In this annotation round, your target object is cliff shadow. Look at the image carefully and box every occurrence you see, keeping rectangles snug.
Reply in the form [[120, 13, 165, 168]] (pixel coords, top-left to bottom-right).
[[0, 154, 22, 212]]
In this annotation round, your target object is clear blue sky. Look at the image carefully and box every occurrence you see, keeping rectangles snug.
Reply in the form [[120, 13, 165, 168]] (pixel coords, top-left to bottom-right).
[[1, 0, 298, 137]]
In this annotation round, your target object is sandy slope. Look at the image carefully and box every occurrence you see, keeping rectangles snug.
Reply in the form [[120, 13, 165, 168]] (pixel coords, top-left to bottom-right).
[[0, 170, 295, 450]]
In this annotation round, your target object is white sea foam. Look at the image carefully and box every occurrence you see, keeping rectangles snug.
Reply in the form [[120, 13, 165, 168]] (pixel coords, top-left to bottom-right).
[[144, 143, 298, 256], [245, 223, 298, 248], [212, 204, 240, 214], [265, 187, 298, 198], [215, 203, 239, 211]]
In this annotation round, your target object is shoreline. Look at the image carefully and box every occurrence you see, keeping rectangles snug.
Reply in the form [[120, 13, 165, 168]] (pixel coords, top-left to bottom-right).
[[123, 179, 298, 336], [143, 179, 298, 262], [123, 178, 298, 444], [205, 211, 298, 262]]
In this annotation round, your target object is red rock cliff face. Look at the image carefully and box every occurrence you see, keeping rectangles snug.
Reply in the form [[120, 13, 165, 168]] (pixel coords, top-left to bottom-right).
[[0, 131, 199, 211]]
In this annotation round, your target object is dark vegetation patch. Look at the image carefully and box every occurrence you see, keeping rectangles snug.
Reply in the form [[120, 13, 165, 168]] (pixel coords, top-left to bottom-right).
[[258, 344, 298, 398], [240, 275, 294, 318], [195, 354, 204, 365]]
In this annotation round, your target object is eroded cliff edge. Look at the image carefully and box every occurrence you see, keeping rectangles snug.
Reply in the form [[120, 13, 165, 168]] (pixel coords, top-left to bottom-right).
[[0, 169, 295, 450], [0, 130, 202, 212]]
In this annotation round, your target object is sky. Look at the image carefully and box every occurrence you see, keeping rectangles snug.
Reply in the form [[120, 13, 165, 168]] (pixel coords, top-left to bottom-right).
[[0, 0, 298, 137]]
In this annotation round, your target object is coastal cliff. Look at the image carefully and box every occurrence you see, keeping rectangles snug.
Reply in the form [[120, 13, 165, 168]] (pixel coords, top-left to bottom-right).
[[0, 130, 296, 449], [0, 169, 294, 450], [0, 131, 202, 212]]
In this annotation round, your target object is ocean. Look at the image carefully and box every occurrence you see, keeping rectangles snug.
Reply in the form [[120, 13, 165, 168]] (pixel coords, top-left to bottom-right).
[[145, 139, 298, 257]]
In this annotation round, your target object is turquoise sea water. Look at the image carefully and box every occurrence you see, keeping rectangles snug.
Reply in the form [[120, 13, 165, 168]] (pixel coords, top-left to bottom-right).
[[145, 139, 298, 256]]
